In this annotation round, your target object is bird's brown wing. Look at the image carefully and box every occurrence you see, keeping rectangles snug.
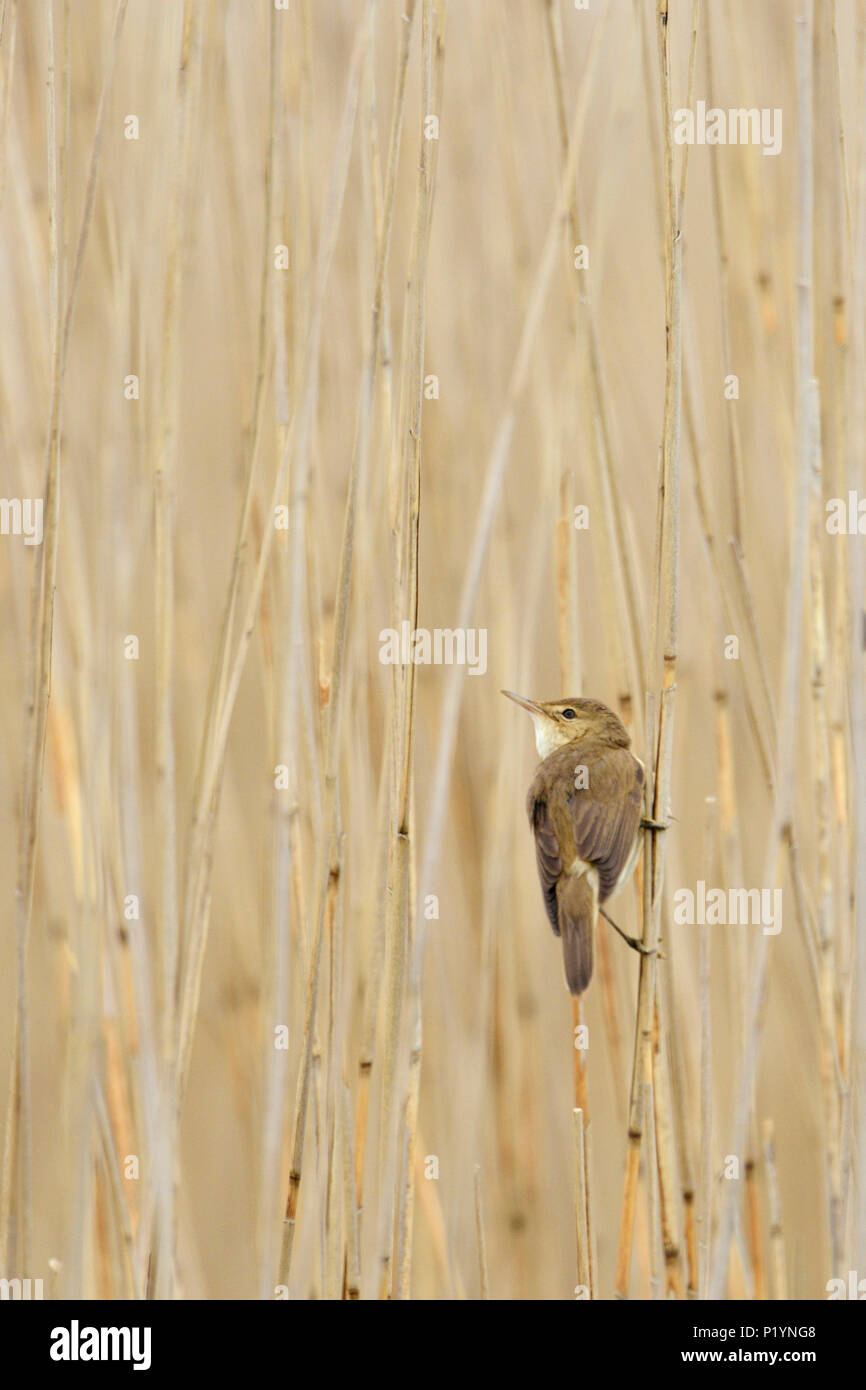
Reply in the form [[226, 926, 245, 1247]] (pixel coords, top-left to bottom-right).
[[529, 744, 644, 902], [526, 775, 599, 993], [565, 744, 644, 899], [525, 790, 563, 933]]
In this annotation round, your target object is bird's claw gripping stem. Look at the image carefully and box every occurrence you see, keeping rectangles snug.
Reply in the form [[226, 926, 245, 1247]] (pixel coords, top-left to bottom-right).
[[599, 907, 664, 958]]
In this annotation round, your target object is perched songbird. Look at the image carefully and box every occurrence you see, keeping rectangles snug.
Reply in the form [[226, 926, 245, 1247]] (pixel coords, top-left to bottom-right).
[[502, 691, 648, 995]]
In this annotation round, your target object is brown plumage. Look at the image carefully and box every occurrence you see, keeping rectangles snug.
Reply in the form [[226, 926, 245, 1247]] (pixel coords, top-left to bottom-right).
[[503, 692, 644, 995]]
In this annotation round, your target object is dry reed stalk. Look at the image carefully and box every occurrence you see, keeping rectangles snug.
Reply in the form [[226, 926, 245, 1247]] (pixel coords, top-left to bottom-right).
[[474, 1164, 490, 1300], [341, 1080, 360, 1299], [643, 1079, 662, 1300], [763, 1119, 787, 1300], [615, 0, 682, 1300], [324, 1079, 343, 1301], [228, 2, 287, 1289], [662, 7, 699, 1296], [322, 828, 348, 1299], [154, 0, 199, 1070], [651, 993, 683, 1296], [698, 798, 714, 1299], [148, 0, 202, 1301], [705, 579, 766, 1296], [709, 7, 816, 1298], [704, 11, 745, 547], [0, 0, 18, 209], [94, 1083, 136, 1300], [572, 1108, 590, 1296], [824, 9, 856, 1269], [664, 936, 697, 1298], [353, 727, 391, 1216], [683, 304, 775, 788], [785, 828, 821, 999], [347, 20, 404, 1259], [808, 383, 845, 1275], [117, 603, 167, 1298], [744, 1139, 766, 1300], [397, 798, 422, 1300], [808, 21, 850, 1251], [704, 11, 778, 774], [848, 0, 866, 1277], [377, 0, 436, 1300], [4, 0, 63, 1278], [1, 0, 128, 1279]]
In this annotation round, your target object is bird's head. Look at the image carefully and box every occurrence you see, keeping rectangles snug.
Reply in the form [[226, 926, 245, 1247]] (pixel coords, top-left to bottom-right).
[[500, 691, 630, 759]]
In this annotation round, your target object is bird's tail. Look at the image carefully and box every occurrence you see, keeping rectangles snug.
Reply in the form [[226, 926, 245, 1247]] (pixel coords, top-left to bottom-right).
[[556, 871, 596, 995]]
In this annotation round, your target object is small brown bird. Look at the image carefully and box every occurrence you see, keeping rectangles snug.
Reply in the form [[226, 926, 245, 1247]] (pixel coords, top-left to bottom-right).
[[502, 691, 647, 995]]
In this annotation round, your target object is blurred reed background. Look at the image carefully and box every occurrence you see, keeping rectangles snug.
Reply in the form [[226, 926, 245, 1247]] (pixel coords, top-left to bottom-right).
[[0, 0, 864, 1300]]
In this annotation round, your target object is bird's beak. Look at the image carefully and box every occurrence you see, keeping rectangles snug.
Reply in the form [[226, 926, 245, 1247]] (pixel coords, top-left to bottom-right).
[[500, 689, 544, 717]]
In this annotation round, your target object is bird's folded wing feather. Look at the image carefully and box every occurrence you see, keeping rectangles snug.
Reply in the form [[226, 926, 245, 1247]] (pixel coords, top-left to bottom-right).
[[526, 796, 562, 933], [527, 745, 644, 909]]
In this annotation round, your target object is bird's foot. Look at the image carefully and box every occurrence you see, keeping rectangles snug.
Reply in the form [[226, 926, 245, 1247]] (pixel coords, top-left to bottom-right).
[[623, 936, 660, 958], [620, 934, 666, 961], [600, 907, 663, 958], [641, 817, 669, 831]]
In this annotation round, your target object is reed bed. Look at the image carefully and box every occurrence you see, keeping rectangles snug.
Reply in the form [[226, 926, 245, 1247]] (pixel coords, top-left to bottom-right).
[[0, 0, 863, 1300]]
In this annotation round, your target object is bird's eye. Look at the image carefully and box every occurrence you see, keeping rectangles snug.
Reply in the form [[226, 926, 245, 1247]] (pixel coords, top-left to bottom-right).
[[561, 708, 577, 720]]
